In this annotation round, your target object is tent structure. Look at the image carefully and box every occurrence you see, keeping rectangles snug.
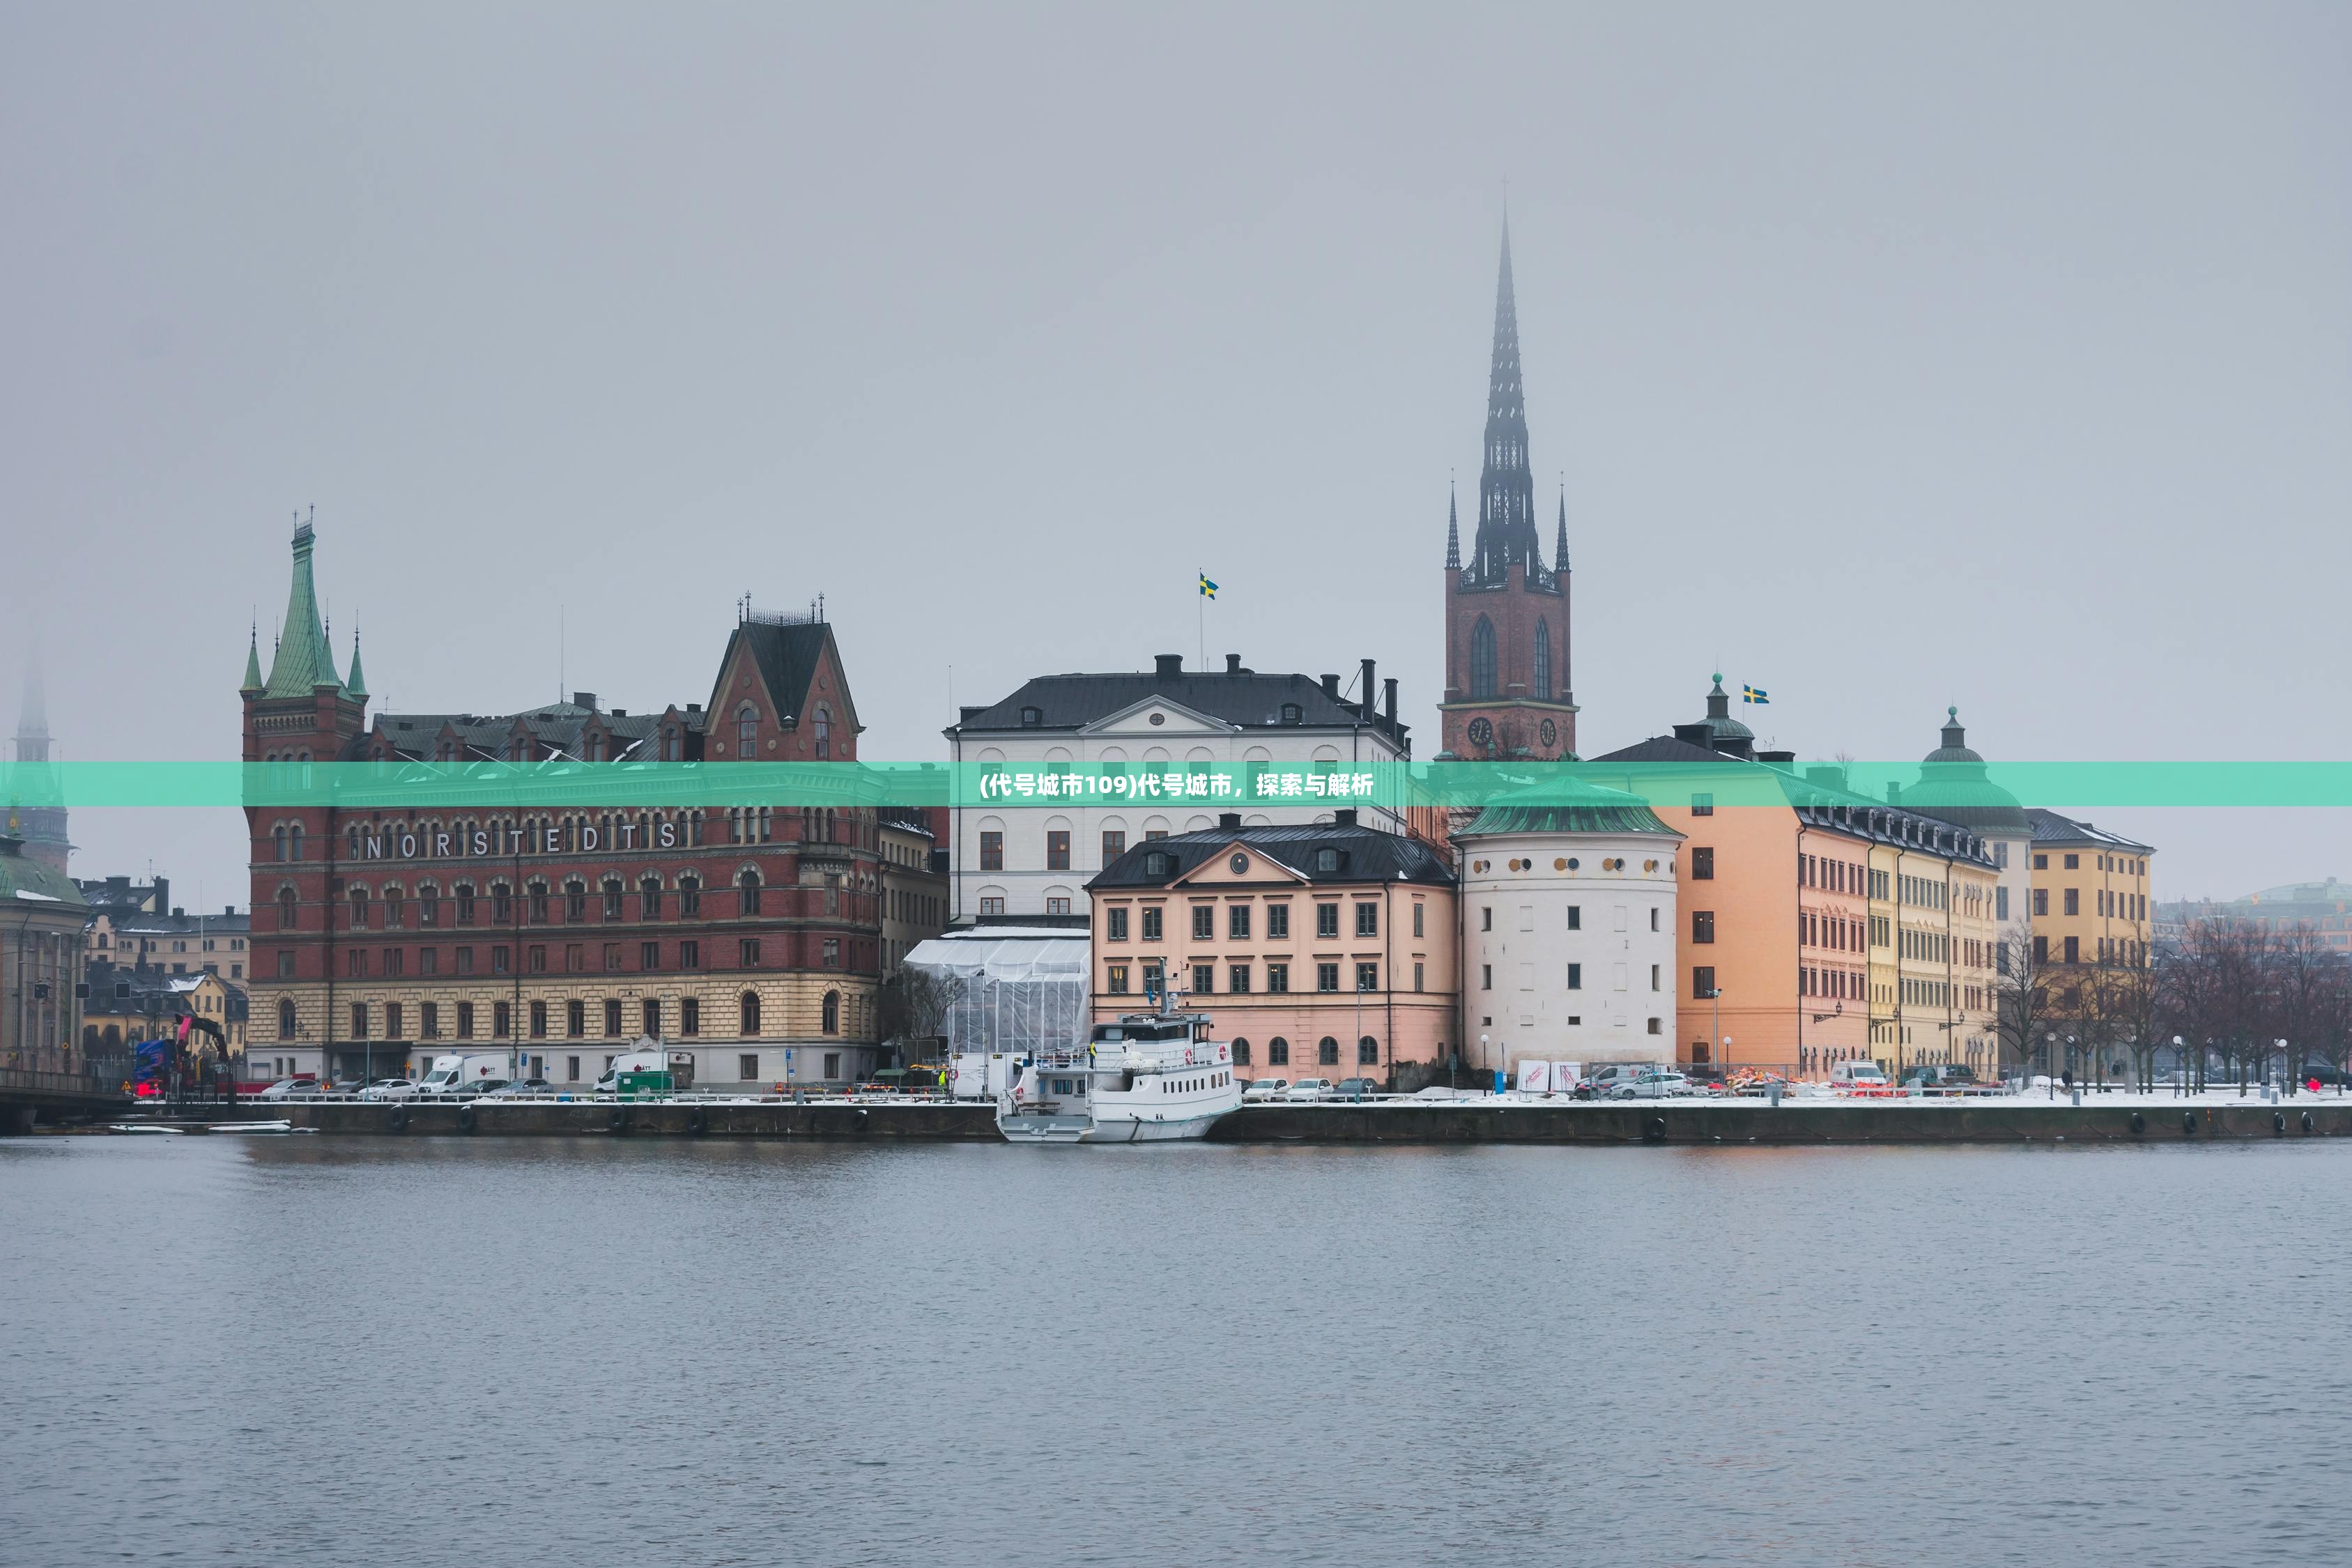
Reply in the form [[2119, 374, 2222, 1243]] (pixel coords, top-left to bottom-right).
[[902, 927, 1090, 1059]]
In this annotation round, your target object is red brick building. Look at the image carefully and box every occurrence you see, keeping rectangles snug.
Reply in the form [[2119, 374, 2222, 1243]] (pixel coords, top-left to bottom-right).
[[241, 523, 895, 1087], [1438, 226, 1578, 762]]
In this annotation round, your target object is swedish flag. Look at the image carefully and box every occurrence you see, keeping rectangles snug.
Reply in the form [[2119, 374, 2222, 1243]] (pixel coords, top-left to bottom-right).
[[1742, 684, 1769, 705], [1199, 571, 1219, 600]]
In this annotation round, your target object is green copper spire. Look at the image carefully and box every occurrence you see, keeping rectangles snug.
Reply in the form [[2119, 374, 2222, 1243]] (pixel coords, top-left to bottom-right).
[[261, 518, 343, 698], [344, 627, 368, 700], [240, 623, 263, 693]]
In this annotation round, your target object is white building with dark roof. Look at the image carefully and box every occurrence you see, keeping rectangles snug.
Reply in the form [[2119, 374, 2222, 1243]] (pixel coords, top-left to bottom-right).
[[945, 652, 1411, 923]]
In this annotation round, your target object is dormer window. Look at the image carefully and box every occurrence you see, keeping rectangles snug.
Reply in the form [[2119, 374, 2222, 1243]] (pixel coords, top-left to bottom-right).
[[1314, 847, 1342, 873], [1280, 703, 1302, 725], [1144, 852, 1174, 877], [1020, 706, 1043, 728]]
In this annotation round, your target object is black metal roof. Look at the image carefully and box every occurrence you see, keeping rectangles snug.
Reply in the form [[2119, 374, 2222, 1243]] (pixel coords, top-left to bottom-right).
[[1086, 817, 1454, 891], [952, 667, 1406, 744]]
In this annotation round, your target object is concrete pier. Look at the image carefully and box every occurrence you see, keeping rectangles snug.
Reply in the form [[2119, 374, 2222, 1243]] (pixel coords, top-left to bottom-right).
[[86, 1094, 2352, 1145], [1211, 1098, 2352, 1145]]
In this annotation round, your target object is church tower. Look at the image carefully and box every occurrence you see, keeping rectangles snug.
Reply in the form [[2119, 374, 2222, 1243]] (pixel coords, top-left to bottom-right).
[[1438, 223, 1576, 760], [8, 653, 71, 875]]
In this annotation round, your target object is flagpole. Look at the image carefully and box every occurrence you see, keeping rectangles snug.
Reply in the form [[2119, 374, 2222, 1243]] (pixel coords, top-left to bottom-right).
[[1197, 569, 1204, 671]]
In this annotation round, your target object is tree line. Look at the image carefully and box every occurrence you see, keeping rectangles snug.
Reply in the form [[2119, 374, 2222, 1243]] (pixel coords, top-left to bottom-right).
[[1994, 919, 2352, 1089]]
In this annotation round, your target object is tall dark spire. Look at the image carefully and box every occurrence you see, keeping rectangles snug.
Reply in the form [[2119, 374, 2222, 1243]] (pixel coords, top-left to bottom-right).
[[1470, 221, 1542, 585], [1555, 487, 1570, 575], [1443, 484, 1461, 570]]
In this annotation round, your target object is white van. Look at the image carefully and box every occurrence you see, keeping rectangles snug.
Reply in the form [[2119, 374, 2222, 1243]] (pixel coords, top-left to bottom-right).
[[418, 1053, 512, 1096], [1829, 1059, 1891, 1091]]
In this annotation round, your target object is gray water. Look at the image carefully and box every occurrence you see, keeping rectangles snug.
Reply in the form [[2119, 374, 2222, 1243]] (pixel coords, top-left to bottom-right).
[[4, 1135, 2348, 1567]]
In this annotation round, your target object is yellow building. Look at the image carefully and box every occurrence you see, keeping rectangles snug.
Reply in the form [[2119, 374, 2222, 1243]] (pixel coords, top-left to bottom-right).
[[1864, 831, 1999, 1076], [2024, 810, 2153, 967]]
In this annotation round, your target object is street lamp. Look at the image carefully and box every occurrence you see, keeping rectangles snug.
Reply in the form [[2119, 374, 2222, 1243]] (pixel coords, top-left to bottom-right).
[[2172, 1035, 2184, 1098], [1479, 1032, 1491, 1093]]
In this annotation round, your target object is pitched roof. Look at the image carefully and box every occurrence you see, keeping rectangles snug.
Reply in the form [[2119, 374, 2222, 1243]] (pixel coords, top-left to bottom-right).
[[261, 523, 346, 699], [954, 666, 1405, 743], [2025, 808, 2153, 854], [1086, 817, 1454, 891], [733, 620, 837, 728]]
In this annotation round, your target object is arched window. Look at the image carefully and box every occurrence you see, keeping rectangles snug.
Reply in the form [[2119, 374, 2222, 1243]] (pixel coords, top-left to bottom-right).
[[679, 874, 700, 918], [602, 879, 624, 920], [348, 888, 369, 931], [659, 728, 676, 762], [1532, 619, 1551, 702], [528, 881, 549, 924], [564, 880, 587, 922], [278, 999, 297, 1040], [740, 991, 761, 1035], [1470, 616, 1498, 698], [737, 868, 761, 916], [640, 877, 662, 919], [737, 703, 758, 754], [814, 705, 831, 759], [1318, 1036, 1339, 1066], [1268, 1037, 1290, 1066], [277, 887, 298, 932], [1232, 1038, 1252, 1066], [418, 883, 440, 928], [272, 825, 287, 861], [822, 990, 840, 1034], [289, 824, 304, 861], [383, 886, 405, 928], [1358, 1036, 1379, 1066]]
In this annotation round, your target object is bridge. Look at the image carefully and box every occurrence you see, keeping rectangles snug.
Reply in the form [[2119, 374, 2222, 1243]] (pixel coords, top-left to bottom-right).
[[0, 1067, 130, 1133]]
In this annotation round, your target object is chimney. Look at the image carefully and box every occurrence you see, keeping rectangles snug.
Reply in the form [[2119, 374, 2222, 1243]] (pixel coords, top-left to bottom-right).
[[1224, 653, 1242, 675], [1360, 659, 1376, 716], [1155, 654, 1183, 678], [224, 905, 236, 917], [1321, 673, 1339, 698], [572, 691, 597, 711], [1383, 677, 1398, 726], [173, 907, 185, 918], [1219, 812, 1242, 829], [1333, 808, 1358, 828]]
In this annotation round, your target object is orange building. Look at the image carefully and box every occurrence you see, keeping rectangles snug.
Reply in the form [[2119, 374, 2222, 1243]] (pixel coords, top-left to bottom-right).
[[1592, 679, 2000, 1078]]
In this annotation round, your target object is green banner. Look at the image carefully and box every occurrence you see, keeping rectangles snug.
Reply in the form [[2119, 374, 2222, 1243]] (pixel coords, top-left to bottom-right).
[[6, 758, 2352, 810]]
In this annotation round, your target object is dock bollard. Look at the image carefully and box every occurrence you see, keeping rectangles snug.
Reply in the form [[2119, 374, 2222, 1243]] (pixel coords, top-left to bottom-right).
[[1768, 1083, 1782, 1107]]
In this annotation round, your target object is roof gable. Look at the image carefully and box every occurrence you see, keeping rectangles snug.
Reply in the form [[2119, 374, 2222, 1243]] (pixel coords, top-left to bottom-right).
[[1169, 841, 1310, 888], [1079, 694, 1240, 738]]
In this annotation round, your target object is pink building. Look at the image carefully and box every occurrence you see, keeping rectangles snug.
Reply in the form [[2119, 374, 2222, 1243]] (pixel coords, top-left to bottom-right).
[[1084, 810, 1461, 1089]]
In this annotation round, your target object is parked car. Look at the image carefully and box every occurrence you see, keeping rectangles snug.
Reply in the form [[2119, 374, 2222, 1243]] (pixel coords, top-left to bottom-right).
[[1332, 1077, 1379, 1100], [1612, 1070, 1691, 1099], [328, 1077, 363, 1095], [452, 1077, 511, 1099], [1583, 1063, 1652, 1098], [358, 1078, 417, 1100], [257, 1077, 315, 1100], [1241, 1077, 1290, 1103], [1286, 1078, 1335, 1102], [488, 1077, 556, 1097], [1900, 1063, 1979, 1091]]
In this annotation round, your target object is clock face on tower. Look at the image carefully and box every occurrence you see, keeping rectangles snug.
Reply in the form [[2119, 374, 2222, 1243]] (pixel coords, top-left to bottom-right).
[[1539, 718, 1558, 748], [1467, 716, 1493, 748]]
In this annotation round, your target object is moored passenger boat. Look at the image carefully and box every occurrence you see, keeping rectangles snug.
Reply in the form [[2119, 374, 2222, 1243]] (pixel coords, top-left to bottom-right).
[[995, 1009, 1242, 1143]]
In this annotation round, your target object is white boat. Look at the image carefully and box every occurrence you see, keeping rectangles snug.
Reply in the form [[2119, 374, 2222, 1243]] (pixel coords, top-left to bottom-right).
[[996, 1010, 1243, 1144]]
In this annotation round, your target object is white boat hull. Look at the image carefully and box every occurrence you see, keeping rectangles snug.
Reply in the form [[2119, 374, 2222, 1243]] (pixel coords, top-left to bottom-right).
[[1080, 1109, 1229, 1143]]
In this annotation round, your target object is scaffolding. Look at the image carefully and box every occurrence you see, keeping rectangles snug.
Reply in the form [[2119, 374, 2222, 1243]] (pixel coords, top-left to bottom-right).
[[903, 928, 1090, 1059]]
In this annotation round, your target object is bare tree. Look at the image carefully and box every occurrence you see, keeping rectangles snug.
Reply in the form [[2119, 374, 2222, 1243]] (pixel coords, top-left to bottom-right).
[[879, 965, 963, 1052], [1992, 928, 2060, 1084]]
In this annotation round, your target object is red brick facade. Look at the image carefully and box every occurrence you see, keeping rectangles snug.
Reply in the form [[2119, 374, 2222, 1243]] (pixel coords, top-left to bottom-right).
[[241, 526, 889, 1084]]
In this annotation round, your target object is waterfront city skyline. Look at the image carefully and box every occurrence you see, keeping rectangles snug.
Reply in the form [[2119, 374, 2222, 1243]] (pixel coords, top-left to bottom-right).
[[6, 2, 2349, 906]]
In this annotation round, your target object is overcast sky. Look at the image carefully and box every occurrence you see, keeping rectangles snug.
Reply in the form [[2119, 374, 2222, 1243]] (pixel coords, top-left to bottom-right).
[[4, 2, 2348, 910]]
